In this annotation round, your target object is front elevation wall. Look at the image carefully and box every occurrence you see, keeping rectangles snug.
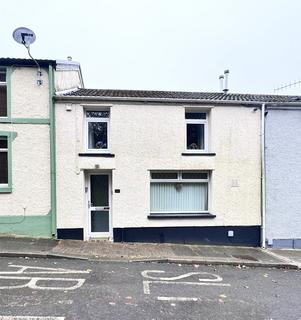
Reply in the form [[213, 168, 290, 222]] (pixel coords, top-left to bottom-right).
[[55, 102, 261, 246]]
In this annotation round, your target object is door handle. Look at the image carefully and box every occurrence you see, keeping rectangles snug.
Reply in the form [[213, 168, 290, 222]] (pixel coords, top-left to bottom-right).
[[104, 207, 110, 210]]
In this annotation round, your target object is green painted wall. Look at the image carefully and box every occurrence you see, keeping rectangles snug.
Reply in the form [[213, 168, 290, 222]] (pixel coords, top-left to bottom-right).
[[0, 212, 52, 238]]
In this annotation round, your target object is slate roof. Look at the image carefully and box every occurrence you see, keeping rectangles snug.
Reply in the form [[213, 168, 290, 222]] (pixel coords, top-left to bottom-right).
[[60, 88, 301, 104], [0, 58, 56, 67]]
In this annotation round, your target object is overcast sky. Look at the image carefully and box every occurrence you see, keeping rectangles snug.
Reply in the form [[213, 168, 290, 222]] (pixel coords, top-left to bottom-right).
[[1, 0, 301, 95]]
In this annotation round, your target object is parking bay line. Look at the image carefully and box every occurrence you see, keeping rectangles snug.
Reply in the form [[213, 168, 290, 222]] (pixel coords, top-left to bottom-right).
[[158, 296, 200, 302], [143, 280, 231, 294]]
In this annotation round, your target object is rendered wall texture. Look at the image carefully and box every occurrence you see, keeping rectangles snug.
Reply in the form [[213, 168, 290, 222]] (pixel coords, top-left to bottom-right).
[[10, 68, 50, 118], [0, 67, 52, 237], [265, 109, 301, 246], [55, 102, 261, 238]]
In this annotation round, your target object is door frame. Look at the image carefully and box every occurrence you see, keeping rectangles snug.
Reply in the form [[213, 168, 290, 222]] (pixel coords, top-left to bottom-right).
[[86, 171, 112, 239]]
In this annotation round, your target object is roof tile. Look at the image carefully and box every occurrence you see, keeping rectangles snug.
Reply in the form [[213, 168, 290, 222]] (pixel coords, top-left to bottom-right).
[[61, 88, 301, 103]]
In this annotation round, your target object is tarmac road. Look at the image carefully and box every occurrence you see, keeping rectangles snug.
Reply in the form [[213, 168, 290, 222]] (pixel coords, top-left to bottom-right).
[[0, 257, 300, 320]]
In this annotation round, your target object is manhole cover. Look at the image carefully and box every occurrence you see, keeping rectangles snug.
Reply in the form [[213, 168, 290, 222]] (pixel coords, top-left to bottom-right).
[[232, 254, 258, 261]]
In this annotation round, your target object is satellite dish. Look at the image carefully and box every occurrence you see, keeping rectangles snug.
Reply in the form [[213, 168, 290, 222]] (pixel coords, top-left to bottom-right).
[[12, 27, 42, 86], [13, 27, 36, 47]]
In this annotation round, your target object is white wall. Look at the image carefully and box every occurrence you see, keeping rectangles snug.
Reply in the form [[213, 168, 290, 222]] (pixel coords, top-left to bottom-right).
[[55, 70, 82, 92], [55, 102, 261, 236]]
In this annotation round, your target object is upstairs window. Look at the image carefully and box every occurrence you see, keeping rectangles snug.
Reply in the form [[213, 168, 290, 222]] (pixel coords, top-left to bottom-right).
[[185, 112, 207, 152], [0, 70, 7, 117], [0, 136, 8, 185], [85, 110, 110, 151]]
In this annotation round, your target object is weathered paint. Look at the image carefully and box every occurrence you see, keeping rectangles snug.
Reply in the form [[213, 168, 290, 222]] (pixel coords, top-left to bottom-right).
[[55, 102, 261, 241], [265, 108, 301, 248]]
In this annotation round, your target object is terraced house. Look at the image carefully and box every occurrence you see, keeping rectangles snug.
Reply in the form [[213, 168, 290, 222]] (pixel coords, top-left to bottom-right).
[[0, 58, 83, 238], [1, 57, 300, 247]]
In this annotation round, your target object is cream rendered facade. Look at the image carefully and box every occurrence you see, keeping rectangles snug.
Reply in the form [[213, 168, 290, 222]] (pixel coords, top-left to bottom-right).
[[0, 59, 82, 238], [55, 100, 261, 245]]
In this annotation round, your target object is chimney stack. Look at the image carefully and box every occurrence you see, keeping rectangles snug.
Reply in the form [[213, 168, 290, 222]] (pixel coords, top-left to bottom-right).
[[219, 75, 224, 92], [223, 69, 229, 94]]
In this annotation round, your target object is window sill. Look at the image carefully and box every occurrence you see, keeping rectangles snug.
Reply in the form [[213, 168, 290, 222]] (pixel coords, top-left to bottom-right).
[[0, 187, 12, 193], [182, 152, 216, 156], [78, 153, 115, 157], [148, 213, 216, 219]]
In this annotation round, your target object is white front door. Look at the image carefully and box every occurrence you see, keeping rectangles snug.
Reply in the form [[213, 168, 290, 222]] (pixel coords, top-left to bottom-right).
[[88, 173, 111, 238]]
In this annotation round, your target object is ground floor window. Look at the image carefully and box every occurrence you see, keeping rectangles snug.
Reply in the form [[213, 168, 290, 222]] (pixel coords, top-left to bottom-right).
[[0, 132, 14, 193], [150, 171, 209, 214], [0, 136, 8, 185]]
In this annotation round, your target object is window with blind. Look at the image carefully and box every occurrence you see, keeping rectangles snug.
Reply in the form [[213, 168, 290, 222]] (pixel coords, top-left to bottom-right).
[[150, 171, 209, 214], [0, 70, 7, 117]]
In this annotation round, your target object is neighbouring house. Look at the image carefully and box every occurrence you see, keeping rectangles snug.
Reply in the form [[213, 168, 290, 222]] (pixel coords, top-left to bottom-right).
[[1, 57, 300, 247], [265, 106, 301, 248], [0, 58, 83, 238]]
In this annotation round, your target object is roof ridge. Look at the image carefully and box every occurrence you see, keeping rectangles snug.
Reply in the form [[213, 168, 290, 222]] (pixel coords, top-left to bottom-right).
[[72, 88, 301, 99]]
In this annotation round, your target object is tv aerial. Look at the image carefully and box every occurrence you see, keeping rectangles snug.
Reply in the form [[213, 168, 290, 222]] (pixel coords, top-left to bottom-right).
[[12, 27, 43, 86]]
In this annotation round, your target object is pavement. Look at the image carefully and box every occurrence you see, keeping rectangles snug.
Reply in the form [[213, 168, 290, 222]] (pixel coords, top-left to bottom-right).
[[0, 236, 300, 269]]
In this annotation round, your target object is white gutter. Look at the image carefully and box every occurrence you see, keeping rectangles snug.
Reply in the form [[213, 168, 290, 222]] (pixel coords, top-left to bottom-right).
[[261, 103, 266, 248]]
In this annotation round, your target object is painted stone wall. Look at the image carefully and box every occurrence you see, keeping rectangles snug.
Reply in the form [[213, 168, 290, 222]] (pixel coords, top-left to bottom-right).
[[55, 102, 261, 240], [265, 109, 301, 248], [0, 67, 51, 238]]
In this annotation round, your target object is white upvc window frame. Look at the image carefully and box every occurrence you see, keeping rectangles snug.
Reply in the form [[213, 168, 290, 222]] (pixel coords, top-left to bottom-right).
[[150, 171, 210, 214], [85, 110, 110, 153], [0, 136, 8, 187], [185, 111, 208, 153]]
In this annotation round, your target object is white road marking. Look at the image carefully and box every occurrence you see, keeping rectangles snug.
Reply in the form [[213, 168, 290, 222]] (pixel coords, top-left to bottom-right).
[[0, 317, 65, 320], [0, 264, 90, 291], [143, 280, 230, 294], [0, 276, 86, 291], [0, 265, 89, 275], [157, 296, 200, 302], [141, 270, 223, 282]]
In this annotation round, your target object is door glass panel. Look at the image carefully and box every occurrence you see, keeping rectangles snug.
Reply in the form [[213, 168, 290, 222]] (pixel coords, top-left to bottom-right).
[[91, 210, 109, 232], [91, 175, 109, 207]]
